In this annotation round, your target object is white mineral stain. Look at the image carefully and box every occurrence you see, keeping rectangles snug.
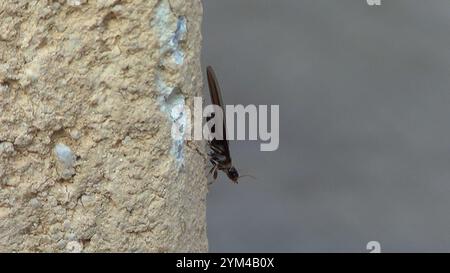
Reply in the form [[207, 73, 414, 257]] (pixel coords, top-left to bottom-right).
[[152, 1, 186, 65], [173, 16, 187, 43], [55, 143, 75, 168], [156, 75, 173, 96], [152, 1, 188, 165], [158, 89, 186, 164], [67, 0, 87, 7], [152, 0, 174, 50], [173, 51, 184, 66], [168, 94, 187, 161], [169, 16, 187, 65]]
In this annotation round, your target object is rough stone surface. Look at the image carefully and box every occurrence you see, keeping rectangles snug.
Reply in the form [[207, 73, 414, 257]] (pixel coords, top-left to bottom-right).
[[0, 0, 207, 252]]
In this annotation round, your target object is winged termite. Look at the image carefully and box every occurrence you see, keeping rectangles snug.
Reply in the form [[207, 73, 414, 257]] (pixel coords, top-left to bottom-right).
[[206, 66, 239, 183]]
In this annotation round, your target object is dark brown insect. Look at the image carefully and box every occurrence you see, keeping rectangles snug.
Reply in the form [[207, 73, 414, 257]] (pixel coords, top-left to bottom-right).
[[206, 66, 239, 183]]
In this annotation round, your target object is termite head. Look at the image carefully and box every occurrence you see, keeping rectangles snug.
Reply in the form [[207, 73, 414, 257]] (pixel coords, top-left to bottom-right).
[[227, 167, 239, 183]]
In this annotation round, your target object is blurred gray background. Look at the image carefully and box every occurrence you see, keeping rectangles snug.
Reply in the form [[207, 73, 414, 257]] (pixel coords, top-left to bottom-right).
[[202, 0, 450, 252]]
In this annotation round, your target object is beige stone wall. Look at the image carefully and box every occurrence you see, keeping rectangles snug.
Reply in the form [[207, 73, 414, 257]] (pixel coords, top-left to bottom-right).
[[0, 0, 207, 252]]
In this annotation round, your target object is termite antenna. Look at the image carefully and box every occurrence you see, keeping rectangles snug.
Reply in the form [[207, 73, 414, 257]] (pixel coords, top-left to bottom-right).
[[240, 174, 257, 180]]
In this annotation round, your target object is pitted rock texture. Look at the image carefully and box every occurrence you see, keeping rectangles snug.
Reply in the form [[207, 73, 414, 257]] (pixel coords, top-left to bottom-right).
[[0, 0, 207, 252]]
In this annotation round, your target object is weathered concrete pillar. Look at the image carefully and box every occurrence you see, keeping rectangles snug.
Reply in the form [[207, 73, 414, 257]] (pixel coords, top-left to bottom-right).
[[0, 0, 207, 252]]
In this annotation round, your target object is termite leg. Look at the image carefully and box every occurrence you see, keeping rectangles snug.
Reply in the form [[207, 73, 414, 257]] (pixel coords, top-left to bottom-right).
[[208, 165, 216, 175], [208, 164, 219, 186]]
